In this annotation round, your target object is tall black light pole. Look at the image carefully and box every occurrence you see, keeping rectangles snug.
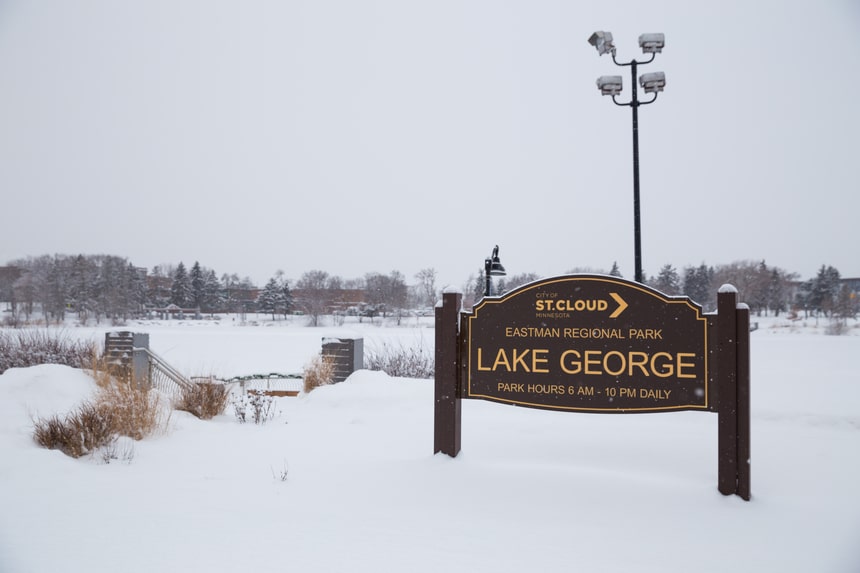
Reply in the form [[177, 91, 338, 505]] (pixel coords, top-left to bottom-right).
[[588, 31, 666, 284], [484, 245, 506, 297]]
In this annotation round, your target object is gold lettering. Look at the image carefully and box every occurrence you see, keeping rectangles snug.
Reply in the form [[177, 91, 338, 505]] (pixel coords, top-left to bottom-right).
[[477, 347, 491, 371], [559, 349, 582, 374], [584, 350, 602, 375], [481, 347, 700, 379], [602, 350, 626, 376], [650, 352, 674, 378], [677, 353, 696, 378], [532, 349, 550, 373], [497, 382, 525, 392], [639, 389, 673, 400], [492, 349, 512, 372], [628, 328, 665, 340], [511, 349, 531, 372], [627, 351, 649, 377], [554, 349, 700, 379]]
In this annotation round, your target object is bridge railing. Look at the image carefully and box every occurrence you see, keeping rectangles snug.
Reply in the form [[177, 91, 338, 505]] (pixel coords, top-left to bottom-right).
[[136, 346, 196, 397]]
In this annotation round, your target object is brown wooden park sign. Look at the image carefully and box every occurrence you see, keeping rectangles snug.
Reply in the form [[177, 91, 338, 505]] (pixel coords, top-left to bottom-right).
[[434, 275, 751, 500]]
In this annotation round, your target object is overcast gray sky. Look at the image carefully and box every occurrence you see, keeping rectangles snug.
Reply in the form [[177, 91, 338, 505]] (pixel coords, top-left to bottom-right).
[[1, 0, 858, 289]]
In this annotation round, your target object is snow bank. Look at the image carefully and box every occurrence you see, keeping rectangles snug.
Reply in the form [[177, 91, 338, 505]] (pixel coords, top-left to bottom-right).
[[0, 320, 858, 573], [0, 364, 97, 444]]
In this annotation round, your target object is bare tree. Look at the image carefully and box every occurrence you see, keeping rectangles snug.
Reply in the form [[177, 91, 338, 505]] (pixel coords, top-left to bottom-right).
[[414, 268, 438, 309], [497, 272, 541, 295], [364, 271, 408, 319], [296, 270, 332, 326]]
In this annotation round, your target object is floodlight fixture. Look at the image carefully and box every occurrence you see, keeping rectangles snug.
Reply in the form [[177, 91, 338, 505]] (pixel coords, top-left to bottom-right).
[[588, 31, 615, 56], [638, 33, 665, 54], [639, 71, 666, 93], [587, 32, 668, 284], [596, 75, 623, 96]]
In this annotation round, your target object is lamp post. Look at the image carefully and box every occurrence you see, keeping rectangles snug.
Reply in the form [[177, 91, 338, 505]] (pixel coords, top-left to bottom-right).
[[588, 31, 666, 284], [484, 245, 506, 297]]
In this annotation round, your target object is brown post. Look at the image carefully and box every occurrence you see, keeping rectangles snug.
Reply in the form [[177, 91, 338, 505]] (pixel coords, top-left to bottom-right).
[[717, 288, 738, 496], [434, 291, 462, 457], [736, 303, 751, 501]]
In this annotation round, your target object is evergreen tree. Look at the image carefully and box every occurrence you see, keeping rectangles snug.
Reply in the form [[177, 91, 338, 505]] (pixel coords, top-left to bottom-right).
[[147, 265, 173, 308], [69, 254, 96, 319], [809, 265, 841, 316], [126, 263, 147, 318], [190, 261, 205, 309], [170, 262, 192, 307], [100, 256, 132, 320], [683, 264, 714, 309], [280, 279, 293, 318], [767, 268, 786, 316], [609, 261, 622, 277], [795, 279, 813, 317], [653, 264, 681, 295], [258, 278, 281, 319], [202, 270, 224, 313]]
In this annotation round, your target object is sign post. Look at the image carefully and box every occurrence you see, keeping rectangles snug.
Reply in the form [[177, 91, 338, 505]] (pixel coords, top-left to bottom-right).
[[434, 291, 462, 457], [433, 275, 751, 500], [717, 286, 751, 500]]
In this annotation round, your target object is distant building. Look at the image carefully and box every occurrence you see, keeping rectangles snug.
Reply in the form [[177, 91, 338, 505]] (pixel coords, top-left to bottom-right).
[[841, 277, 860, 295], [291, 288, 365, 315]]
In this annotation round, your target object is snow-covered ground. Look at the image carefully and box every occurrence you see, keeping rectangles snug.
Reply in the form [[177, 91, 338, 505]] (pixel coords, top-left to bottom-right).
[[1, 314, 858, 573]]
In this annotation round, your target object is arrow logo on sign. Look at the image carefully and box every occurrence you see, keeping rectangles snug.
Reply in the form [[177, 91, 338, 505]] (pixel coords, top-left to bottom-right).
[[608, 292, 628, 318]]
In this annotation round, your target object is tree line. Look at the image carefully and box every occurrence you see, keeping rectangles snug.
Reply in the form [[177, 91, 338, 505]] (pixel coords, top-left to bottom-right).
[[0, 254, 855, 326], [473, 260, 857, 320], [0, 255, 439, 326]]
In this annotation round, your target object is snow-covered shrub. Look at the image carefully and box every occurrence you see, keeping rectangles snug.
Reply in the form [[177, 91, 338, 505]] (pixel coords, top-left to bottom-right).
[[0, 330, 96, 375], [231, 391, 278, 425], [364, 341, 434, 379]]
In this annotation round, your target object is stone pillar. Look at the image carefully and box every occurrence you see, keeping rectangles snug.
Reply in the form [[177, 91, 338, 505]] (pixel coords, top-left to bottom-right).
[[321, 337, 364, 383]]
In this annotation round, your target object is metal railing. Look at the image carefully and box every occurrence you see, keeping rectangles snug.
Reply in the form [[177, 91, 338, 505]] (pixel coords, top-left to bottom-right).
[[135, 346, 196, 397]]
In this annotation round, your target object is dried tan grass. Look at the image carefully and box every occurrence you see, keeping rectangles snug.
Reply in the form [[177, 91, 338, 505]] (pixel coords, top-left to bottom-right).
[[33, 352, 169, 457], [302, 354, 335, 393], [94, 380, 167, 441], [33, 402, 115, 458], [175, 382, 230, 420]]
